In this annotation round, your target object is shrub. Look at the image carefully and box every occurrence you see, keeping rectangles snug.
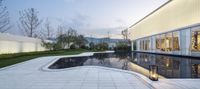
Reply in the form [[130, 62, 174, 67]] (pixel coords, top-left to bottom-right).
[[114, 42, 131, 52]]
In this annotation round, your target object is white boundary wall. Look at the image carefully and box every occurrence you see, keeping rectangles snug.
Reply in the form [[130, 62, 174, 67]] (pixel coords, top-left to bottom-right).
[[0, 33, 46, 54]]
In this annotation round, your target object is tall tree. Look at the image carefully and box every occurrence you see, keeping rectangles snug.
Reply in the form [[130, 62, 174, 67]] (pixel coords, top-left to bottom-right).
[[56, 25, 66, 37], [0, 0, 11, 33], [56, 25, 67, 49], [121, 29, 129, 40], [18, 8, 42, 37], [65, 27, 77, 47], [40, 18, 53, 39]]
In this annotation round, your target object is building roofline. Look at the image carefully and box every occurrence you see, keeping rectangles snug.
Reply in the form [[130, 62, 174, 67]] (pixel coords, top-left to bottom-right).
[[129, 0, 172, 29]]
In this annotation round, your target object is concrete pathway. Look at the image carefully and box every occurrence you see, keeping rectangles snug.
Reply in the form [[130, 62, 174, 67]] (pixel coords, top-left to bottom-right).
[[0, 52, 199, 89]]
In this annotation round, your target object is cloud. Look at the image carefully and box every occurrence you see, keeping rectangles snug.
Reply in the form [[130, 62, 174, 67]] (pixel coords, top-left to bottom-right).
[[45, 14, 125, 39], [51, 13, 90, 29], [69, 13, 90, 28], [48, 13, 126, 39]]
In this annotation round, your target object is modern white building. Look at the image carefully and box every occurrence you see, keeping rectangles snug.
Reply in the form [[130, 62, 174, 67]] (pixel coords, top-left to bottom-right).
[[129, 0, 200, 57], [0, 33, 47, 54]]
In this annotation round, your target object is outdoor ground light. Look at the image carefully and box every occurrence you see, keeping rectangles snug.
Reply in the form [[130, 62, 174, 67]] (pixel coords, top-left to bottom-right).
[[149, 65, 158, 81]]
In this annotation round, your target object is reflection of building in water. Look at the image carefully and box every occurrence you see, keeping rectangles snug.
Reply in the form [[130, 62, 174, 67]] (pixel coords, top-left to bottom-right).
[[130, 52, 200, 78], [156, 56, 181, 78], [192, 64, 200, 78]]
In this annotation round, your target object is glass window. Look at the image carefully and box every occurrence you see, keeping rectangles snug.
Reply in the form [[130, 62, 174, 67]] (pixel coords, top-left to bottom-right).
[[160, 34, 166, 51], [140, 38, 150, 51], [156, 35, 161, 49], [145, 39, 150, 50], [166, 33, 173, 51], [191, 29, 200, 51], [140, 40, 142, 50], [155, 31, 180, 52], [172, 31, 180, 51]]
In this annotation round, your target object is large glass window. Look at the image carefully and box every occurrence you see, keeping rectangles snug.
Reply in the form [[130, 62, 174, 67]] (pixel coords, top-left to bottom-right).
[[140, 40, 143, 50], [160, 34, 166, 51], [191, 29, 200, 51], [165, 33, 173, 51], [155, 31, 180, 52], [172, 31, 180, 51], [156, 35, 161, 49]]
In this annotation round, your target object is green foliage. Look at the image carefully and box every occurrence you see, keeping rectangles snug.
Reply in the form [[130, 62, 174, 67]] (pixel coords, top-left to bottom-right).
[[42, 28, 88, 50], [75, 35, 88, 48], [89, 42, 95, 50], [88, 42, 109, 51], [94, 42, 109, 51], [114, 42, 131, 52], [41, 40, 54, 50], [70, 44, 76, 49]]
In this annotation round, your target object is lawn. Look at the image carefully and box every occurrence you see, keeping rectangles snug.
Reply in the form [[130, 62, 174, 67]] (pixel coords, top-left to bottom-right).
[[0, 49, 88, 68]]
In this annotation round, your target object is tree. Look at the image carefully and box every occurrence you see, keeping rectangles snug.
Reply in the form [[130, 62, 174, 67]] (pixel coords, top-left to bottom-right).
[[51, 26, 88, 50], [18, 8, 42, 37], [121, 29, 129, 40], [95, 42, 108, 51], [89, 42, 95, 50], [40, 18, 53, 39], [65, 27, 77, 47], [114, 41, 131, 52], [0, 0, 11, 33], [75, 35, 88, 48], [121, 29, 131, 51], [57, 25, 65, 37], [56, 34, 66, 49], [41, 40, 54, 51], [56, 25, 67, 49]]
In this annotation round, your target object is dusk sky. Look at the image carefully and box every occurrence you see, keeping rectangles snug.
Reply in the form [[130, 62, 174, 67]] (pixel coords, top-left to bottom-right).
[[5, 0, 167, 39]]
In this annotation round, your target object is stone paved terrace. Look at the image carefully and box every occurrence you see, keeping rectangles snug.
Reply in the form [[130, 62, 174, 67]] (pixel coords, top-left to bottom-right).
[[0, 52, 200, 89]]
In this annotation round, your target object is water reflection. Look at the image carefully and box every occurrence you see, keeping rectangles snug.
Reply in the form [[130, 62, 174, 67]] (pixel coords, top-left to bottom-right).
[[131, 53, 200, 78], [49, 57, 88, 69], [49, 52, 200, 78]]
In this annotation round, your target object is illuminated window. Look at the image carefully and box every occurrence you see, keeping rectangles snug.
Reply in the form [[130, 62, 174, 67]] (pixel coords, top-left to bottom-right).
[[165, 33, 173, 51], [156, 35, 161, 49], [160, 34, 166, 51], [155, 31, 180, 52], [172, 31, 180, 51], [191, 29, 200, 51]]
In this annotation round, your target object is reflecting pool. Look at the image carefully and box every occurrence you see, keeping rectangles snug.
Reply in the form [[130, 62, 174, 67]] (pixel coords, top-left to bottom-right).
[[49, 52, 200, 78]]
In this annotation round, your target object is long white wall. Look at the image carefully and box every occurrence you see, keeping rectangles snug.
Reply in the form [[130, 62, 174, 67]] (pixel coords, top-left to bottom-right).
[[132, 25, 200, 57], [129, 0, 200, 40], [0, 33, 46, 54]]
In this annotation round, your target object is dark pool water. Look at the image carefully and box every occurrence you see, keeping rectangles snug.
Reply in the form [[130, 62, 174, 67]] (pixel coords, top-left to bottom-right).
[[49, 52, 200, 78]]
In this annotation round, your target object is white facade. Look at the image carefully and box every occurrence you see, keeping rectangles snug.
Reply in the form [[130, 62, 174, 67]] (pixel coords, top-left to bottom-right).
[[129, 0, 200, 57], [133, 25, 200, 57], [0, 33, 46, 54]]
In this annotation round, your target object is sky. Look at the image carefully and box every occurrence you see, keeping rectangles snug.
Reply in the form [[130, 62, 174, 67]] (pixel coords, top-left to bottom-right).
[[4, 0, 167, 39]]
